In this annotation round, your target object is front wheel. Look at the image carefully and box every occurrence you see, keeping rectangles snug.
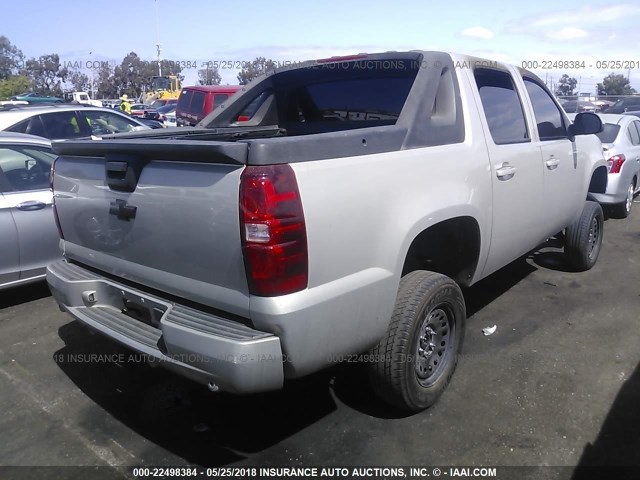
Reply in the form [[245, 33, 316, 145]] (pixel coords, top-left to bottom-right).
[[368, 271, 465, 412], [564, 201, 604, 271]]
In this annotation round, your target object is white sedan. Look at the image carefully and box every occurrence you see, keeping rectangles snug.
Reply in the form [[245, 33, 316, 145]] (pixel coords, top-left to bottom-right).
[[590, 114, 640, 217]]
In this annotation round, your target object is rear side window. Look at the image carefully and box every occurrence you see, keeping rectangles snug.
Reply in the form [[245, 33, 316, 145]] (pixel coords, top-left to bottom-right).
[[596, 124, 621, 143], [213, 94, 229, 109], [189, 91, 206, 115], [524, 78, 567, 140], [475, 68, 529, 145], [627, 122, 640, 145], [7, 116, 47, 137], [177, 90, 192, 111]]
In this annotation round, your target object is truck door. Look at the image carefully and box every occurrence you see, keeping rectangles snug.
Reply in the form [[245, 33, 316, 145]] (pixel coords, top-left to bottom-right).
[[471, 67, 545, 278], [521, 77, 581, 234]]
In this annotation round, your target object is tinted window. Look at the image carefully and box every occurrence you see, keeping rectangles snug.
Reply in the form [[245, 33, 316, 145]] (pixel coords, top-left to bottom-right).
[[475, 69, 529, 144], [7, 117, 47, 137], [627, 122, 640, 145], [294, 77, 414, 122], [213, 94, 229, 109], [238, 90, 272, 120], [0, 146, 55, 192], [189, 91, 206, 115], [633, 121, 640, 143], [40, 112, 86, 139], [524, 78, 567, 140], [177, 90, 192, 111], [595, 123, 621, 143]]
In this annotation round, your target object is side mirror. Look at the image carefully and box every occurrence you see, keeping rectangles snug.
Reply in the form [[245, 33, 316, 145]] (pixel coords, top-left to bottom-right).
[[568, 112, 602, 139]]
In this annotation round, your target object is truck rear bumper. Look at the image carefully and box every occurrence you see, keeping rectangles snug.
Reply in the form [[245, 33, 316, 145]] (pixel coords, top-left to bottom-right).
[[46, 260, 284, 394]]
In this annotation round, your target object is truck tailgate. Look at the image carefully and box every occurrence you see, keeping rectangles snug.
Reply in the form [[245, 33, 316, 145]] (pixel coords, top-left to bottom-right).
[[51, 139, 251, 317]]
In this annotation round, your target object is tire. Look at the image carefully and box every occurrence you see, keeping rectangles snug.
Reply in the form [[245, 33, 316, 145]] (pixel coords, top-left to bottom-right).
[[368, 271, 465, 412], [613, 182, 635, 218], [565, 201, 604, 271]]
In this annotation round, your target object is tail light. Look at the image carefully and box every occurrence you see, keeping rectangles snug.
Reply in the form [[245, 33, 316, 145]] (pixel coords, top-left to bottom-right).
[[317, 54, 368, 63], [607, 154, 625, 173], [240, 164, 308, 296], [50, 157, 64, 239]]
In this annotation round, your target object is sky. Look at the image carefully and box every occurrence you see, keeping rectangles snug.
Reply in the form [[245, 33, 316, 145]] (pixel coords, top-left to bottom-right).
[[3, 0, 640, 93]]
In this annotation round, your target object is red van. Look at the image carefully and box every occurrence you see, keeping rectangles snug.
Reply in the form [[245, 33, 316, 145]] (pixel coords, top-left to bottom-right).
[[176, 85, 241, 126]]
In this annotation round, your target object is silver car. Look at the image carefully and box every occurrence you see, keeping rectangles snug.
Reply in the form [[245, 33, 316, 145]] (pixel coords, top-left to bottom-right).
[[0, 133, 61, 289], [592, 114, 640, 217], [0, 104, 149, 139]]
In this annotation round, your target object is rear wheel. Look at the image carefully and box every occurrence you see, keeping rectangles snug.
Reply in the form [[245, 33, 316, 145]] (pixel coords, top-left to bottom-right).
[[613, 182, 635, 218], [368, 271, 465, 412], [565, 201, 604, 271]]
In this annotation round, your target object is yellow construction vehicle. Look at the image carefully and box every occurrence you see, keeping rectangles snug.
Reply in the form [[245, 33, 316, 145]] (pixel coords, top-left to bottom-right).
[[142, 75, 181, 105]]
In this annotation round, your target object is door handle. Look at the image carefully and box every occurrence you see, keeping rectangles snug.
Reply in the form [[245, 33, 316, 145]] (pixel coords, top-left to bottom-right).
[[16, 201, 46, 211], [545, 157, 560, 170], [496, 163, 517, 180]]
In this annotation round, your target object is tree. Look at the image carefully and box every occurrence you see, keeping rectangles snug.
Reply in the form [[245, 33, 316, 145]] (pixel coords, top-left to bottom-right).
[[24, 54, 68, 95], [237, 57, 276, 85], [198, 66, 221, 85], [113, 53, 183, 98], [555, 74, 577, 97], [0, 36, 24, 80], [0, 75, 31, 99], [597, 73, 636, 95], [95, 62, 118, 99], [67, 68, 90, 92]]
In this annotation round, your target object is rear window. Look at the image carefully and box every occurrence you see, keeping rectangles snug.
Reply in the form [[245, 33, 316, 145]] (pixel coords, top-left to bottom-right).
[[299, 77, 413, 121], [596, 123, 620, 143], [284, 76, 415, 123], [207, 58, 419, 129]]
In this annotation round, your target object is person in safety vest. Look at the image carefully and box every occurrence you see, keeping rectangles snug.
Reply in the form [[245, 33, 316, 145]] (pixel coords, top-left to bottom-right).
[[120, 94, 132, 114]]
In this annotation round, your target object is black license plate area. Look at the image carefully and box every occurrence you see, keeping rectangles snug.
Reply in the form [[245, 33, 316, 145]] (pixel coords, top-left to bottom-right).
[[121, 298, 163, 328]]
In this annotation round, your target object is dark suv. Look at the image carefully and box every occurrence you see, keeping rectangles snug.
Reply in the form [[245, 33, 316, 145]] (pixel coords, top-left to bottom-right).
[[606, 97, 640, 114]]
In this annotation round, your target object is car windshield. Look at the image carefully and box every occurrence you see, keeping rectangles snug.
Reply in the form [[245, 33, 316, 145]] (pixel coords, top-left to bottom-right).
[[157, 104, 176, 113], [595, 123, 621, 143]]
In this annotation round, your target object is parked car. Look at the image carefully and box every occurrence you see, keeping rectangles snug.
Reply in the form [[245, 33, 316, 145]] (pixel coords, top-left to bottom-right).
[[137, 118, 166, 129], [164, 108, 176, 127], [605, 97, 640, 114], [594, 100, 614, 112], [48, 51, 607, 412], [150, 99, 178, 109], [129, 103, 154, 117], [0, 132, 61, 290], [10, 92, 64, 104], [176, 85, 241, 126], [591, 114, 640, 217], [144, 104, 176, 124], [0, 104, 150, 139], [63, 91, 103, 107], [562, 100, 597, 113]]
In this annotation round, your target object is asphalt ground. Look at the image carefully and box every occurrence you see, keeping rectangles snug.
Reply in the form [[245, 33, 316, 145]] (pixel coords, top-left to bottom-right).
[[1, 203, 639, 479]]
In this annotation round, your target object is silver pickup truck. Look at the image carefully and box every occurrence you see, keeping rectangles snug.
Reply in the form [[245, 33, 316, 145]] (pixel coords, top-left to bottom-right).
[[47, 51, 607, 411]]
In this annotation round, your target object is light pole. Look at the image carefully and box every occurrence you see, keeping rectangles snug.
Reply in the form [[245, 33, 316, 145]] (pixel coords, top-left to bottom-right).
[[89, 50, 95, 99]]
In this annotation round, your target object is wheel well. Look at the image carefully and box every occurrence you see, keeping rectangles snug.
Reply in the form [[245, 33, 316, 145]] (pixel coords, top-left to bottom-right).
[[402, 217, 481, 287], [588, 166, 608, 195]]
